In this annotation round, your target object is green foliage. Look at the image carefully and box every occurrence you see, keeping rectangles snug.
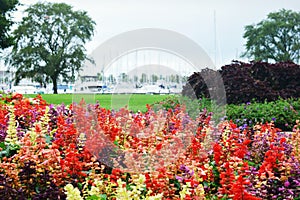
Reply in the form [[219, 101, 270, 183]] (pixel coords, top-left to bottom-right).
[[153, 96, 300, 131], [6, 2, 95, 93], [151, 95, 225, 121], [86, 194, 107, 200], [226, 98, 300, 131], [242, 9, 300, 63], [0, 142, 20, 159], [0, 0, 19, 49]]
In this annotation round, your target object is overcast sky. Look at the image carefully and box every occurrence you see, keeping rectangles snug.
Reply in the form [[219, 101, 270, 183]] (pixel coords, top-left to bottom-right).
[[15, 0, 300, 68]]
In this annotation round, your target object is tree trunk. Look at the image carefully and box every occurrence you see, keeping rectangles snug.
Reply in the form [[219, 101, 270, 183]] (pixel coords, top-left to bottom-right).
[[51, 76, 58, 94]]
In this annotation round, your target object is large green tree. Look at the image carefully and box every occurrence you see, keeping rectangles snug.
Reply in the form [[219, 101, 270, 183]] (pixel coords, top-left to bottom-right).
[[0, 0, 19, 49], [7, 2, 95, 93], [242, 9, 300, 63]]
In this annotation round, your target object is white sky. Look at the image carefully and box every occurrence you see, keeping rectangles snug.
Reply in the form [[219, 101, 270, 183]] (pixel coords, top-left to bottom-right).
[[13, 0, 300, 68]]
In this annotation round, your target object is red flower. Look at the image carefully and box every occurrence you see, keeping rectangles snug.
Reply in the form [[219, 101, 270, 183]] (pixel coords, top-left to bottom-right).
[[12, 93, 23, 100], [156, 143, 163, 151]]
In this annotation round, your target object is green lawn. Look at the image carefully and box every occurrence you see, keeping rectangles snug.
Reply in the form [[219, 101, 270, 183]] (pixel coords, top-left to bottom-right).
[[25, 94, 171, 112]]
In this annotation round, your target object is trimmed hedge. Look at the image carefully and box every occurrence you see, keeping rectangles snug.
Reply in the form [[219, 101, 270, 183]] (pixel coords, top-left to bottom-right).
[[182, 61, 300, 104]]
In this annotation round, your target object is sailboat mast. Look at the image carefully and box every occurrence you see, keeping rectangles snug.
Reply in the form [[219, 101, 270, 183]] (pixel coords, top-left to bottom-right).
[[214, 10, 217, 66]]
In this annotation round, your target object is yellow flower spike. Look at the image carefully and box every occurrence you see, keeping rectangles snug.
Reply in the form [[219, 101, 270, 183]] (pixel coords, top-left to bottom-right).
[[38, 106, 51, 136], [94, 179, 103, 187], [78, 133, 86, 150], [5, 106, 19, 146], [137, 174, 146, 184], [195, 184, 205, 198], [50, 129, 57, 137], [64, 184, 84, 200], [115, 178, 131, 200], [88, 186, 100, 196], [80, 178, 90, 199], [180, 183, 191, 200]]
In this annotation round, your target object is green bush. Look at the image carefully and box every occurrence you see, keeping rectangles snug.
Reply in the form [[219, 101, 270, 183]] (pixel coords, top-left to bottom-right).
[[226, 98, 300, 131], [151, 95, 225, 122], [152, 96, 300, 131]]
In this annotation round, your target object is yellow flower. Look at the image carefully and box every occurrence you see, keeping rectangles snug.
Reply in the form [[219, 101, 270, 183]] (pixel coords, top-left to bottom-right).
[[180, 183, 191, 200], [64, 184, 83, 200], [89, 186, 100, 196]]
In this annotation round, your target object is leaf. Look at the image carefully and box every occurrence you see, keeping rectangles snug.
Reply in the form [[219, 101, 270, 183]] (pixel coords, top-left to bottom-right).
[[77, 182, 83, 190], [35, 186, 40, 193], [113, 140, 119, 147], [0, 142, 5, 149], [203, 181, 209, 187], [126, 184, 133, 191], [87, 195, 101, 200], [45, 134, 53, 144], [0, 150, 8, 158], [169, 178, 181, 190], [100, 194, 107, 200]]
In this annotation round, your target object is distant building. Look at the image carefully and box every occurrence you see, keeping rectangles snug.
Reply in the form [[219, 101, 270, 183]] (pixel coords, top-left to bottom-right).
[[0, 70, 13, 91]]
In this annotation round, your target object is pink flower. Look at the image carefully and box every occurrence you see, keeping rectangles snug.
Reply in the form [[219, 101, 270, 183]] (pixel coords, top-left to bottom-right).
[[284, 181, 290, 187]]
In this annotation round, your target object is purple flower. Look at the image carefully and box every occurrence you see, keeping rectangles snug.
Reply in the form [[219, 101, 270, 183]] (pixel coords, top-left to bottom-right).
[[175, 175, 183, 181], [272, 117, 276, 121], [288, 189, 294, 195], [189, 170, 194, 176], [179, 164, 189, 172]]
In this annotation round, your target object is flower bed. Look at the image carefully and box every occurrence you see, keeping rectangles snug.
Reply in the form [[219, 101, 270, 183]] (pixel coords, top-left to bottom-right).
[[0, 93, 299, 199]]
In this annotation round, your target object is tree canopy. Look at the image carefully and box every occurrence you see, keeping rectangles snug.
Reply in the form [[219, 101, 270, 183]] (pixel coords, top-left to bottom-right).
[[242, 9, 300, 63], [0, 0, 19, 49], [6, 2, 95, 93]]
